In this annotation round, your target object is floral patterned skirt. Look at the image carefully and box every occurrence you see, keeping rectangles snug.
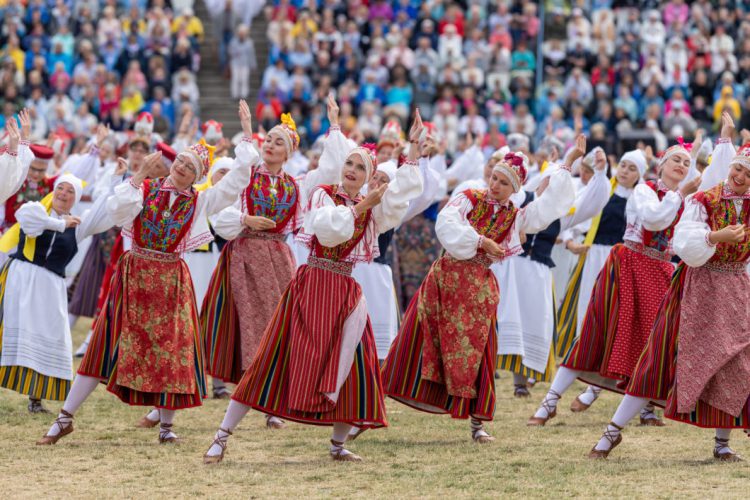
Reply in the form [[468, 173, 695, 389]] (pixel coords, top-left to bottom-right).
[[392, 214, 440, 309], [69, 229, 118, 317], [628, 263, 750, 428], [78, 250, 206, 409], [382, 255, 498, 420]]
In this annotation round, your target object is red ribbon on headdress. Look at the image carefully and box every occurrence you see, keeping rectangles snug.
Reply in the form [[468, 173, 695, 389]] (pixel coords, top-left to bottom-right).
[[504, 152, 523, 166], [676, 136, 693, 152]]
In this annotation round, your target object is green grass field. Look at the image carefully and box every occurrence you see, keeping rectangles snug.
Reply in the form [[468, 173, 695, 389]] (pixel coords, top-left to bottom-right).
[[1, 319, 748, 498]]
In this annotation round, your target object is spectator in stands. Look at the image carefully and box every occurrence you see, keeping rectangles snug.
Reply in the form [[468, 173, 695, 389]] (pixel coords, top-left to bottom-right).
[[229, 24, 257, 100]]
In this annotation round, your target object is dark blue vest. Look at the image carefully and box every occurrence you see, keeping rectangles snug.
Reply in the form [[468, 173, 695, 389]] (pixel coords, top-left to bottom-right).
[[592, 193, 628, 246], [519, 191, 560, 268], [12, 226, 78, 278], [374, 229, 394, 265]]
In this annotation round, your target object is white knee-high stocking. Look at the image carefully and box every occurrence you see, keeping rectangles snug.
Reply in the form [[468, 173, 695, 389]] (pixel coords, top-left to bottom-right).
[[44, 375, 100, 437], [205, 400, 251, 457], [593, 395, 649, 451], [533, 367, 581, 418]]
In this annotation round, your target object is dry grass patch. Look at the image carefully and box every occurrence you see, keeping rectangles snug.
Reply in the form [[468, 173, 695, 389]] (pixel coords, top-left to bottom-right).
[[0, 319, 748, 498]]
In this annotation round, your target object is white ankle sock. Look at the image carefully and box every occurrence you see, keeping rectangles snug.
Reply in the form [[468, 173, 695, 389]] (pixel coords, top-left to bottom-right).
[[715, 428, 733, 455], [330, 423, 354, 456], [640, 404, 659, 420], [159, 409, 177, 440], [594, 395, 649, 451], [146, 408, 160, 422], [470, 418, 490, 439], [577, 386, 601, 406], [533, 367, 580, 418], [206, 428, 232, 457], [75, 330, 93, 356]]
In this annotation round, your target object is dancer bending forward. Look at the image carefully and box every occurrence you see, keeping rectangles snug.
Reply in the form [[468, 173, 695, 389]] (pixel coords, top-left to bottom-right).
[[382, 136, 583, 443]]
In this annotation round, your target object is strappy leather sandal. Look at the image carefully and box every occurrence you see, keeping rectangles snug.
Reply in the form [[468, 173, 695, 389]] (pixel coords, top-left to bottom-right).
[[330, 439, 362, 462], [714, 438, 743, 462], [36, 409, 74, 445], [158, 423, 180, 444], [527, 390, 560, 426], [588, 422, 623, 459], [203, 428, 232, 464], [28, 398, 51, 414], [265, 415, 286, 429], [471, 429, 496, 444], [514, 384, 531, 398]]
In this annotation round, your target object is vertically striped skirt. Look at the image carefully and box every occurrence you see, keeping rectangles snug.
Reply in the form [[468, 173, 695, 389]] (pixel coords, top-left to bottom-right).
[[562, 244, 673, 392], [78, 251, 206, 409], [628, 264, 750, 428], [68, 230, 117, 317], [382, 291, 497, 421], [0, 262, 70, 400], [232, 264, 387, 429]]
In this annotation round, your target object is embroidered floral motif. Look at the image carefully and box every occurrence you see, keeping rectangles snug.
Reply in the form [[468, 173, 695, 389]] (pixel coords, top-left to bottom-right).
[[5, 178, 53, 224], [696, 182, 750, 263], [132, 179, 197, 253], [312, 185, 371, 262], [243, 167, 299, 233], [464, 189, 518, 242]]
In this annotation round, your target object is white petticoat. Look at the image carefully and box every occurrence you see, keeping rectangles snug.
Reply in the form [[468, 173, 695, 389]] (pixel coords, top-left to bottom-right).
[[493, 255, 554, 373], [184, 246, 222, 306], [352, 261, 399, 360], [1, 259, 73, 380], [575, 243, 613, 337], [286, 233, 309, 268]]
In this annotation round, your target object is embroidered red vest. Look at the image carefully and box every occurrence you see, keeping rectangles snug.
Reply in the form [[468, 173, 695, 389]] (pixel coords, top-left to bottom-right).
[[132, 178, 198, 253], [312, 185, 371, 261], [694, 182, 750, 263], [243, 166, 299, 233], [463, 189, 519, 248], [641, 180, 684, 253]]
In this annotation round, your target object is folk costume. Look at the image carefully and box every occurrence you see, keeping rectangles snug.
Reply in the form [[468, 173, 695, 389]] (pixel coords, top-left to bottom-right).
[[38, 139, 253, 445], [495, 159, 610, 395], [382, 153, 575, 442], [0, 174, 116, 412], [589, 139, 750, 461], [201, 115, 302, 407], [554, 150, 647, 410], [203, 126, 423, 463], [530, 144, 692, 427]]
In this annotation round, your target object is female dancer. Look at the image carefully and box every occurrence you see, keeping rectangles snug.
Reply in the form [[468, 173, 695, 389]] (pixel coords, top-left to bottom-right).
[[37, 101, 254, 445], [588, 116, 750, 460], [554, 149, 647, 411], [382, 136, 584, 443], [496, 146, 610, 397], [200, 111, 302, 411], [201, 103, 424, 464], [0, 168, 119, 413], [528, 137, 703, 427]]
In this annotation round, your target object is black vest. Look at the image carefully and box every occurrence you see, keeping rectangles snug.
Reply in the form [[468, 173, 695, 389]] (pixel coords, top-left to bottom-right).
[[374, 229, 394, 265], [12, 226, 78, 277], [519, 191, 560, 268], [592, 193, 628, 246]]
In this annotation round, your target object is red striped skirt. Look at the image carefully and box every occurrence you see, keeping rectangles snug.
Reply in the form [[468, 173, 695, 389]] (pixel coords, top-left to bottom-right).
[[628, 264, 750, 428], [382, 257, 498, 421], [231, 264, 387, 429], [562, 243, 673, 392], [78, 250, 206, 410], [200, 236, 294, 384]]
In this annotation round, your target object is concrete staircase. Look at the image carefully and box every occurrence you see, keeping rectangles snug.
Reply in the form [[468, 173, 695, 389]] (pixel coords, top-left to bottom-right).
[[195, 1, 269, 137]]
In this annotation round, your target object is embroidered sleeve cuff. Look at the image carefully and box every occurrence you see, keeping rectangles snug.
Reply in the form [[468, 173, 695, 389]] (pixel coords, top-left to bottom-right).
[[89, 145, 100, 156], [477, 235, 484, 249], [705, 232, 717, 247], [327, 125, 341, 136], [241, 136, 253, 144], [402, 159, 418, 167], [128, 178, 141, 190], [717, 138, 732, 144], [6, 149, 17, 157], [19, 140, 30, 147]]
